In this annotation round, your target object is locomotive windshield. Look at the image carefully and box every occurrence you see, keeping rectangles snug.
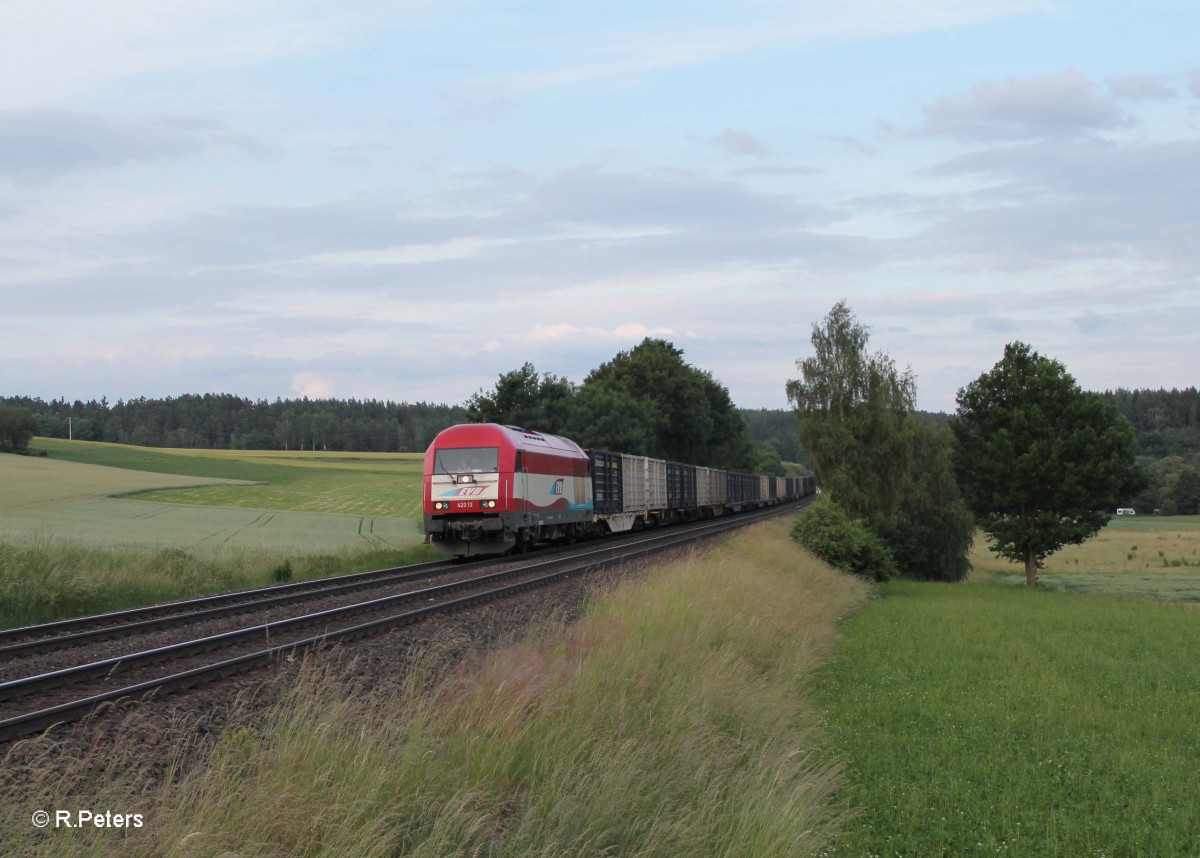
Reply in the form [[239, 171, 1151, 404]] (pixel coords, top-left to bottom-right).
[[434, 446, 499, 474]]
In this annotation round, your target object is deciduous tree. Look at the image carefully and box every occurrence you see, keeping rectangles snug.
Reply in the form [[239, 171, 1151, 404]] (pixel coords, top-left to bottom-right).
[[1169, 465, 1200, 515], [951, 342, 1146, 586], [578, 339, 755, 470], [0, 406, 37, 453], [785, 300, 916, 522], [787, 302, 973, 581], [465, 363, 577, 435], [876, 422, 975, 582]]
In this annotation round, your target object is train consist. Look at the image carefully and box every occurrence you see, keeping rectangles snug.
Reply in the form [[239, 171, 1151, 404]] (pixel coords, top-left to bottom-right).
[[423, 423, 816, 557]]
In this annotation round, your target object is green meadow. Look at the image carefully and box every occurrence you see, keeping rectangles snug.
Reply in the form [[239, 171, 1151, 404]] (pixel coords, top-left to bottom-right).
[[817, 580, 1200, 856], [820, 515, 1200, 856], [0, 439, 433, 627], [29, 437, 427, 519]]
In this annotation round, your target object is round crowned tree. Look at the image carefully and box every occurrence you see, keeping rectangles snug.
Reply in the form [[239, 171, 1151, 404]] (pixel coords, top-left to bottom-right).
[[951, 342, 1146, 586]]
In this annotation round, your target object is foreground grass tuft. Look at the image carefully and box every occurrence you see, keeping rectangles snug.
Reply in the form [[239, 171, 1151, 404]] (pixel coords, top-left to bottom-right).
[[817, 581, 1200, 856], [6, 520, 868, 857], [0, 539, 439, 628]]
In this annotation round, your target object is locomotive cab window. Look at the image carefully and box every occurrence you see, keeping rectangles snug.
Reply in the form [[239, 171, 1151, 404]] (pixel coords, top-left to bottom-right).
[[435, 447, 499, 474]]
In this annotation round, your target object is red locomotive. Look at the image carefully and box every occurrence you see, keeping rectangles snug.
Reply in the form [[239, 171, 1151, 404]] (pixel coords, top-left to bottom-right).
[[423, 423, 815, 557], [423, 423, 596, 556]]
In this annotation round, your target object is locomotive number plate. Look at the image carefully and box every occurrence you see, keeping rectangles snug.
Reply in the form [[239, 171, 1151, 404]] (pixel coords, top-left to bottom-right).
[[454, 501, 474, 509]]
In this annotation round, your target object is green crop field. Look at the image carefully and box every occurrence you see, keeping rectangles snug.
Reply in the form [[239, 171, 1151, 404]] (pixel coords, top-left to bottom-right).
[[2, 440, 425, 553], [28, 438, 427, 520], [0, 440, 434, 627]]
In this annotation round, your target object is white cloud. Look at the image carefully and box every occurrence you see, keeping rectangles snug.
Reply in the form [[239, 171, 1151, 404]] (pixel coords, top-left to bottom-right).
[[463, 1, 1052, 99], [1107, 74, 1176, 101], [922, 70, 1131, 141], [612, 322, 676, 339], [525, 321, 675, 343], [525, 323, 584, 342], [0, 110, 274, 183], [972, 315, 1019, 333], [0, 0, 353, 108], [291, 372, 335, 399], [302, 237, 518, 267], [709, 127, 768, 156], [1072, 310, 1116, 334]]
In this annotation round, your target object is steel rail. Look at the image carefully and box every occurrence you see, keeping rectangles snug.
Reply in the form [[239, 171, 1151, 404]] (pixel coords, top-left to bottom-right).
[[0, 560, 616, 743], [0, 560, 476, 660], [0, 558, 459, 649], [0, 503, 795, 658], [0, 499, 807, 743]]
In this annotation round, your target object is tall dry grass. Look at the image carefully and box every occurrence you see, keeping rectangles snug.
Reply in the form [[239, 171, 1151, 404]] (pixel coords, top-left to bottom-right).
[[4, 519, 867, 857]]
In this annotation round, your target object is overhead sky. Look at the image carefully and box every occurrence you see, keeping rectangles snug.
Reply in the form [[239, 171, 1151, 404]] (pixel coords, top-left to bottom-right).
[[1, 1, 1196, 412]]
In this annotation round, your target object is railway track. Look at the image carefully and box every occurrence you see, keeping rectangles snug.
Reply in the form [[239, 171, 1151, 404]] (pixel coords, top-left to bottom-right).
[[0, 557, 469, 658], [0, 500, 806, 744]]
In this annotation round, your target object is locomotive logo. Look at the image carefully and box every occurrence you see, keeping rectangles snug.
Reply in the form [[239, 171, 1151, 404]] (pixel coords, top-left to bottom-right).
[[550, 478, 564, 496], [439, 486, 486, 497]]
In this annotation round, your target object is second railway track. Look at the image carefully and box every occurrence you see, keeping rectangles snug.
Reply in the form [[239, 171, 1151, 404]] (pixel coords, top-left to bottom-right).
[[0, 500, 807, 744]]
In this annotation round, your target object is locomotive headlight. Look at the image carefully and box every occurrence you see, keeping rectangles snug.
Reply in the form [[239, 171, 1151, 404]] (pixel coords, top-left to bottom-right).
[[482, 500, 496, 509], [434, 501, 447, 510]]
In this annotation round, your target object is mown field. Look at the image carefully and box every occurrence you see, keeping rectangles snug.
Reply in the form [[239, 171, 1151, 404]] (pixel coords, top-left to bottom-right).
[[0, 440, 434, 627], [970, 515, 1200, 602]]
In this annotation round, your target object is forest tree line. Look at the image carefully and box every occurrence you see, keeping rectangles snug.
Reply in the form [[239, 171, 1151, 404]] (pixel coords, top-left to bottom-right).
[[3, 382, 1197, 512], [1096, 388, 1200, 515], [0, 394, 466, 454]]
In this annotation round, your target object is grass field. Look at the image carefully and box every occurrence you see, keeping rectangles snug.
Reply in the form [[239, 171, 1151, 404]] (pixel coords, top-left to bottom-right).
[[28, 438, 427, 519], [0, 440, 433, 627], [0, 539, 437, 629], [816, 581, 1200, 856], [0, 445, 423, 554], [970, 515, 1200, 602], [6, 495, 1199, 854]]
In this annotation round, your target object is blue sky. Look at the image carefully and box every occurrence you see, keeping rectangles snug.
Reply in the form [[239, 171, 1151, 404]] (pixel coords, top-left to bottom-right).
[[1, 0, 1197, 412]]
